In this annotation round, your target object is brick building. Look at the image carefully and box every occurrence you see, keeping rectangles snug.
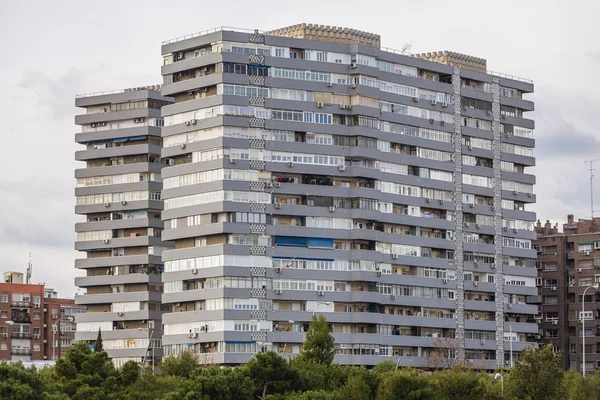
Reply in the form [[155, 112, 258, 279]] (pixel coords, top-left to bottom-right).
[[533, 215, 600, 372], [0, 272, 85, 362]]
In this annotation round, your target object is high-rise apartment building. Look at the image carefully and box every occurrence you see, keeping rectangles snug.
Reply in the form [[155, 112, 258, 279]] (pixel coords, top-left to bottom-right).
[[153, 23, 538, 369], [74, 88, 172, 367], [533, 215, 600, 373], [0, 272, 84, 362]]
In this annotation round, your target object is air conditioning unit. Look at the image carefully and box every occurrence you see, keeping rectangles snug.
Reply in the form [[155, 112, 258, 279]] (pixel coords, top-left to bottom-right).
[[229, 158, 236, 164], [464, 223, 470, 228], [442, 278, 448, 284], [442, 102, 448, 108], [513, 228, 518, 233], [440, 121, 445, 126], [468, 145, 473, 150], [0, 333, 6, 338], [328, 206, 336, 212], [185, 121, 191, 126], [274, 267, 282, 274], [513, 190, 519, 195], [103, 239, 110, 244], [275, 289, 282, 295], [425, 198, 431, 203], [317, 290, 324, 296], [431, 99, 437, 106], [480, 340, 485, 345], [527, 193, 533, 198], [392, 253, 399, 259], [265, 182, 273, 188], [351, 84, 357, 89], [104, 203, 110, 207], [439, 199, 444, 205], [490, 264, 495, 269], [273, 182, 281, 188], [188, 332, 198, 339], [326, 82, 333, 87], [317, 102, 324, 108], [474, 281, 479, 287], [376, 271, 382, 277], [121, 200, 127, 205], [180, 143, 186, 150], [191, 268, 198, 274], [507, 303, 512, 309], [391, 294, 396, 300], [585, 250, 591, 256], [350, 62, 357, 69], [429, 118, 434, 124], [275, 203, 282, 209], [413, 97, 420, 103], [345, 104, 352, 110], [117, 312, 124, 316], [91, 123, 97, 128], [551, 286, 557, 291], [339, 164, 346, 171], [552, 320, 558, 325], [191, 119, 197, 125], [469, 203, 475, 208], [503, 226, 509, 231], [476, 224, 481, 229], [288, 162, 294, 167]]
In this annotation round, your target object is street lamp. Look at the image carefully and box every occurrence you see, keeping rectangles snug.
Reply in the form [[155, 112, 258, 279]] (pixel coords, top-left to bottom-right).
[[138, 327, 155, 374], [582, 283, 599, 376], [494, 373, 504, 397], [311, 302, 331, 316]]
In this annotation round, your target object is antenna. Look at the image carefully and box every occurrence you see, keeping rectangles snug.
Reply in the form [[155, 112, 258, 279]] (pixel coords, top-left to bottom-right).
[[26, 253, 32, 284], [585, 159, 600, 219]]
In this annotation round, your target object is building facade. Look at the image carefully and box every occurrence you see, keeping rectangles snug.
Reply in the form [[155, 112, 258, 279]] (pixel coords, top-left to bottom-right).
[[74, 88, 172, 367], [156, 25, 539, 368], [156, 24, 538, 369], [0, 273, 84, 362], [534, 215, 600, 373]]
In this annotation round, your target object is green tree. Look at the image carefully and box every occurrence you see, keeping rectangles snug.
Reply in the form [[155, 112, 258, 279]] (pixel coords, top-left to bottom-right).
[[94, 329, 103, 352], [158, 351, 200, 379], [164, 366, 255, 400], [376, 368, 439, 400], [244, 351, 296, 398], [562, 369, 600, 400], [301, 314, 335, 365], [123, 368, 183, 400], [335, 373, 371, 400], [0, 362, 50, 400], [508, 344, 565, 400], [433, 367, 499, 400]]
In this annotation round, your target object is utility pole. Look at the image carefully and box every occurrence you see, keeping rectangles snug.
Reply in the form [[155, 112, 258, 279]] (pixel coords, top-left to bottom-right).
[[585, 159, 600, 219]]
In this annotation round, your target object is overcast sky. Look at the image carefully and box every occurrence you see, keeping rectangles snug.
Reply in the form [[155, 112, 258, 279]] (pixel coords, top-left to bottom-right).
[[0, 0, 598, 297]]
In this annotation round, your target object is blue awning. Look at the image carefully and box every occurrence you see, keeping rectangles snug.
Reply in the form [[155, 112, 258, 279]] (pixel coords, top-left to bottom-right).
[[273, 256, 335, 262], [113, 135, 147, 143], [274, 236, 307, 247], [307, 237, 334, 249]]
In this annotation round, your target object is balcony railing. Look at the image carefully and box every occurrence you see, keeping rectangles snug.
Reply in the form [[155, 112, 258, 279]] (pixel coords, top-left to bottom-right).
[[11, 316, 31, 323], [11, 348, 31, 355], [11, 301, 30, 308], [11, 333, 31, 339]]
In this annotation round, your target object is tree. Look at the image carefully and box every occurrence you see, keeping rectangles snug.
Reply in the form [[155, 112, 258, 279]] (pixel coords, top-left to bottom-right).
[[94, 329, 103, 352], [562, 369, 600, 400], [433, 367, 500, 400], [301, 314, 335, 365], [508, 344, 565, 400], [334, 372, 372, 400], [376, 368, 438, 400], [158, 351, 200, 379], [427, 337, 462, 369], [244, 351, 296, 399]]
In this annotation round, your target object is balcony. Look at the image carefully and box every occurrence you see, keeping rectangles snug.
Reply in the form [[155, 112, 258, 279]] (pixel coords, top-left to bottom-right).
[[11, 313, 31, 324], [11, 348, 31, 356], [11, 301, 31, 309], [11, 332, 31, 339]]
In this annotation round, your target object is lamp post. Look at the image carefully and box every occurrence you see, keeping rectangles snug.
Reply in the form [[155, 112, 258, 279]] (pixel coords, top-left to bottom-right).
[[494, 373, 504, 397], [138, 327, 155, 374], [311, 302, 331, 316], [582, 283, 599, 376]]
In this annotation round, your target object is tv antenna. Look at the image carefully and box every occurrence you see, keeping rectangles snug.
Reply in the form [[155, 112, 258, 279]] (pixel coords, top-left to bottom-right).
[[26, 253, 32, 284], [585, 159, 600, 219]]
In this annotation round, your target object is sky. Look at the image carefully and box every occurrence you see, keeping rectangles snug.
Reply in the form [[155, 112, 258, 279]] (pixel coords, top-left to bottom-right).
[[0, 0, 598, 297]]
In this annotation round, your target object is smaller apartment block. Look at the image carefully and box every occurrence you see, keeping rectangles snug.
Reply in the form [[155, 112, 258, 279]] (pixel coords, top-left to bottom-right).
[[533, 215, 600, 373], [74, 87, 172, 367], [0, 272, 84, 362]]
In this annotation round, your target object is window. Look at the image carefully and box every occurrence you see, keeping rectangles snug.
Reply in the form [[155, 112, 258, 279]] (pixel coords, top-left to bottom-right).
[[33, 344, 40, 352], [544, 296, 558, 305], [0, 311, 7, 318], [0, 295, 7, 303], [0, 343, 6, 351], [544, 263, 558, 271]]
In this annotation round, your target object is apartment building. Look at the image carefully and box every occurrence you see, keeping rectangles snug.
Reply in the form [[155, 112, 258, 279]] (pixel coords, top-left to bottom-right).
[[157, 23, 538, 369], [533, 215, 600, 373], [74, 87, 172, 367], [0, 272, 84, 362]]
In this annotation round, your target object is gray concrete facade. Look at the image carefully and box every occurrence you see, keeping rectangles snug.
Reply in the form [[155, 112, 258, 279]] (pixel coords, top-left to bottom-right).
[[158, 27, 537, 368], [74, 88, 173, 367]]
